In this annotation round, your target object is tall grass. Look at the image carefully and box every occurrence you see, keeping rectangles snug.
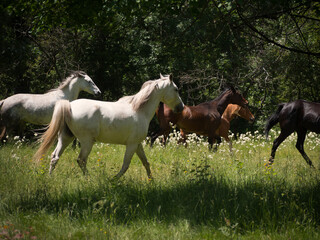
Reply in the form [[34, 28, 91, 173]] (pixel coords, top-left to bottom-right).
[[0, 130, 319, 239]]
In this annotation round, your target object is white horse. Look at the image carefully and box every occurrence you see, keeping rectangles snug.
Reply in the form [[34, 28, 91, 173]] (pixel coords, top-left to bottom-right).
[[0, 71, 101, 139], [34, 74, 184, 179]]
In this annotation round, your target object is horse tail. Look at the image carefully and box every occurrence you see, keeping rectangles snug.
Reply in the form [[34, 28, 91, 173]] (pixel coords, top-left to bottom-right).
[[0, 100, 6, 140], [265, 103, 285, 140], [34, 100, 71, 162]]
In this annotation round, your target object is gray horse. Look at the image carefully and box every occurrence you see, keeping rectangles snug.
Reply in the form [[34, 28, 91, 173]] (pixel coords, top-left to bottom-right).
[[0, 71, 101, 139]]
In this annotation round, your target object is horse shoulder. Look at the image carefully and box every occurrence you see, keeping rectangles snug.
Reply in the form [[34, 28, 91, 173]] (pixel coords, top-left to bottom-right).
[[218, 117, 229, 134], [208, 108, 221, 122]]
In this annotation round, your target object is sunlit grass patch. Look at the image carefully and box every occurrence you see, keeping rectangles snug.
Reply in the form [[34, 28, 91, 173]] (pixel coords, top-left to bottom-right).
[[0, 130, 319, 239]]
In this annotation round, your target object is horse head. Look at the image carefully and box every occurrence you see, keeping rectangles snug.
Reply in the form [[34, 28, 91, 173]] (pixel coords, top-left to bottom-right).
[[238, 105, 255, 123], [73, 71, 101, 97], [158, 74, 184, 113], [226, 85, 248, 108]]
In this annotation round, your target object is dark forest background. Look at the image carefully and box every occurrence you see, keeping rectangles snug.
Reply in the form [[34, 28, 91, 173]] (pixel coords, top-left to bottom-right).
[[1, 0, 320, 135]]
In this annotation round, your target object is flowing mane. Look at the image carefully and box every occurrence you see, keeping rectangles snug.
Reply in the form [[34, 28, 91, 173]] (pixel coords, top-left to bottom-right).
[[118, 80, 158, 111], [49, 71, 87, 92], [210, 88, 231, 102]]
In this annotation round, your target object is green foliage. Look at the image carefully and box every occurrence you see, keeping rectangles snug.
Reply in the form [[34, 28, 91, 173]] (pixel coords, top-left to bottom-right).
[[1, 0, 320, 134]]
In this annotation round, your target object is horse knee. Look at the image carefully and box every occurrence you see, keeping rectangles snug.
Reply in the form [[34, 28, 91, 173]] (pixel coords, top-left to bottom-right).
[[115, 164, 129, 179], [295, 142, 304, 152]]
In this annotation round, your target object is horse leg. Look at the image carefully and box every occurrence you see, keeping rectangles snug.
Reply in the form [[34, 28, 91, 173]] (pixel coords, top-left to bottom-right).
[[72, 139, 77, 149], [150, 129, 169, 146], [49, 131, 74, 174], [162, 129, 171, 145], [213, 136, 221, 152], [208, 136, 216, 151], [150, 130, 161, 147], [136, 143, 152, 179], [17, 121, 26, 139], [0, 125, 6, 140], [296, 129, 314, 168], [268, 129, 293, 165], [178, 130, 188, 147], [224, 136, 233, 154], [76, 139, 94, 175], [115, 143, 138, 178]]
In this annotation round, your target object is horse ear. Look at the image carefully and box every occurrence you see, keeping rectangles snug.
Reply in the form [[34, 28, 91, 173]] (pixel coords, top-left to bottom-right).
[[229, 85, 236, 93], [160, 73, 164, 79]]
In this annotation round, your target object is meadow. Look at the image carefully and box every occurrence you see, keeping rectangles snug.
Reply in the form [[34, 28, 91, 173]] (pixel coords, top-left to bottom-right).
[[0, 129, 319, 239]]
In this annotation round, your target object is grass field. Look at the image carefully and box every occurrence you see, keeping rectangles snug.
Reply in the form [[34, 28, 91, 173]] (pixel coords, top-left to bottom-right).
[[0, 130, 319, 239]]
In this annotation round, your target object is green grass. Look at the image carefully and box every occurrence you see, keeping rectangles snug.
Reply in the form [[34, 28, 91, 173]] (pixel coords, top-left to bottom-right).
[[0, 130, 320, 239]]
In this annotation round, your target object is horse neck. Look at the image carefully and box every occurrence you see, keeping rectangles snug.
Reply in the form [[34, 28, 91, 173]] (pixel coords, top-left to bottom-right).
[[216, 91, 232, 115], [138, 90, 162, 123], [61, 78, 81, 101], [222, 106, 237, 122]]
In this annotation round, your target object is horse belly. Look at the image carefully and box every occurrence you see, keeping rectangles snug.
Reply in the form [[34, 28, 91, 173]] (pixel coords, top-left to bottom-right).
[[179, 124, 209, 136], [178, 117, 214, 136], [22, 108, 53, 125], [2, 96, 54, 125], [96, 129, 130, 144], [96, 120, 146, 145]]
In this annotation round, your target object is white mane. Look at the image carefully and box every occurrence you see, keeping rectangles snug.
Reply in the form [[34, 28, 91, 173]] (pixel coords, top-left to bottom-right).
[[49, 71, 87, 92], [118, 80, 159, 111]]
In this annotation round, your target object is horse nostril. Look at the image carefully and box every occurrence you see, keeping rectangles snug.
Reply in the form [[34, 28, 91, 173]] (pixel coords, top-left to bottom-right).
[[94, 91, 102, 98]]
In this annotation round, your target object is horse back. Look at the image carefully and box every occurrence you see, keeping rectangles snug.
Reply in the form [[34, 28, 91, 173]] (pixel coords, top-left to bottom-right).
[[300, 100, 320, 133], [174, 102, 221, 135], [280, 100, 320, 133]]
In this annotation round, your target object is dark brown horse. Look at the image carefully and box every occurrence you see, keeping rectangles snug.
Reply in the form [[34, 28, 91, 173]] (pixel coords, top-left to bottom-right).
[[180, 104, 255, 151], [265, 100, 320, 167], [150, 87, 249, 148]]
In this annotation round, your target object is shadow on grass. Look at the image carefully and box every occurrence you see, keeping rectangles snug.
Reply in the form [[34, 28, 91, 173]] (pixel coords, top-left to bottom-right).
[[8, 173, 320, 233]]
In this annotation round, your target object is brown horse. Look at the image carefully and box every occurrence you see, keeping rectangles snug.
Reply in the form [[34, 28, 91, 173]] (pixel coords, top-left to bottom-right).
[[150, 87, 250, 149], [265, 100, 320, 168], [180, 104, 254, 151]]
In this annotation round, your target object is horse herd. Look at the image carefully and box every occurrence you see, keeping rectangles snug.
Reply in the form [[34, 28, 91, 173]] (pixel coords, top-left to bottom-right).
[[0, 71, 319, 178]]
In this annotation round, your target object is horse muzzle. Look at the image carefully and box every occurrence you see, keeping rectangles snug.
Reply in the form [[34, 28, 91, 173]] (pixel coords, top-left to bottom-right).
[[174, 102, 184, 113], [249, 117, 255, 124], [94, 89, 102, 97]]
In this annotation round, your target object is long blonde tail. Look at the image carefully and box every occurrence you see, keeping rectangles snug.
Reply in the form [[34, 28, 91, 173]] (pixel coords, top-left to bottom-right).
[[34, 100, 72, 162]]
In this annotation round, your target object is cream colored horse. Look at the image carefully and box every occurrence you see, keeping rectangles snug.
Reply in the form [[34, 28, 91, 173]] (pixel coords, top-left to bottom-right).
[[34, 74, 184, 179], [0, 71, 101, 139]]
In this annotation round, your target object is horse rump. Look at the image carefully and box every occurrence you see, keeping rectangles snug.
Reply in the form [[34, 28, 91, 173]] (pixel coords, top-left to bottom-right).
[[265, 103, 285, 140], [0, 100, 6, 140], [34, 100, 72, 161]]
